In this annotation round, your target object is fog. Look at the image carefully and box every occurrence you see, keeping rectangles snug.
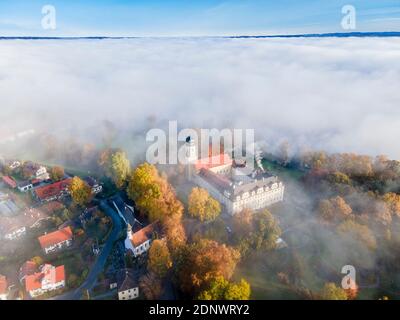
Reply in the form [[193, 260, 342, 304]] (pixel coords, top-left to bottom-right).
[[0, 37, 400, 159]]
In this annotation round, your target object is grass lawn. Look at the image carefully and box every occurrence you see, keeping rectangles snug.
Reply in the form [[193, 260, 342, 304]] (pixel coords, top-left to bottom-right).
[[262, 159, 305, 182]]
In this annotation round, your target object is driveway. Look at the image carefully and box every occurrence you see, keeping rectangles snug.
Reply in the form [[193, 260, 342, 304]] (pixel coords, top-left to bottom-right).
[[51, 199, 125, 300]]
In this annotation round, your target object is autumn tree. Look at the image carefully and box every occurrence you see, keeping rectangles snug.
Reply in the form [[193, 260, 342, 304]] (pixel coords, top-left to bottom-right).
[[188, 187, 221, 222], [127, 163, 183, 222], [321, 283, 348, 300], [336, 220, 377, 251], [382, 193, 400, 218], [139, 272, 163, 300], [198, 276, 251, 300], [148, 239, 172, 278], [50, 166, 65, 182], [318, 196, 352, 223], [163, 214, 187, 256], [70, 176, 92, 206], [177, 239, 241, 294]]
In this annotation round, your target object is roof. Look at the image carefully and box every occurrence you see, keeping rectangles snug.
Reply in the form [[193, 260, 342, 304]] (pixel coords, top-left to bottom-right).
[[38, 226, 73, 249], [0, 208, 50, 236], [195, 153, 233, 171], [25, 265, 65, 292], [131, 222, 158, 247], [198, 167, 280, 199], [0, 275, 7, 295], [2, 176, 17, 189], [19, 260, 38, 280], [117, 269, 139, 292], [34, 178, 72, 201]]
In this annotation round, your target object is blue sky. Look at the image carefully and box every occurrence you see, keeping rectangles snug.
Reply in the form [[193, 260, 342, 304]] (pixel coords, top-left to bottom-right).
[[0, 0, 399, 36]]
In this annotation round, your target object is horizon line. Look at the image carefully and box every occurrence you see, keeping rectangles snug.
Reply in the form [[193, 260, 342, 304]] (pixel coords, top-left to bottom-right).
[[1, 31, 400, 40]]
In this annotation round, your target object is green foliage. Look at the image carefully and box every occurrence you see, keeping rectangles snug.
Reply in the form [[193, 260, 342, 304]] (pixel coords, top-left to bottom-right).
[[98, 148, 131, 189]]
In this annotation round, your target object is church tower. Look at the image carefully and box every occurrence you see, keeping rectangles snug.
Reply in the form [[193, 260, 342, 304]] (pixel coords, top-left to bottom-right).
[[185, 136, 197, 181]]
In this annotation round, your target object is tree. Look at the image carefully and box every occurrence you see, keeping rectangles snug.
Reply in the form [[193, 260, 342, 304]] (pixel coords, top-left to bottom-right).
[[50, 166, 65, 182], [321, 283, 348, 300], [336, 219, 377, 251], [148, 239, 172, 278], [70, 176, 92, 206], [127, 163, 183, 222], [188, 187, 221, 222], [98, 148, 131, 188], [110, 151, 131, 188], [382, 193, 400, 218], [177, 239, 241, 294], [318, 196, 352, 223], [163, 215, 187, 256], [198, 276, 251, 300], [139, 272, 163, 300]]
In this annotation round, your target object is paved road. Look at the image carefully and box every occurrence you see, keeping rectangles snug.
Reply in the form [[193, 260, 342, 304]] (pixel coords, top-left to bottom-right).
[[52, 199, 125, 300]]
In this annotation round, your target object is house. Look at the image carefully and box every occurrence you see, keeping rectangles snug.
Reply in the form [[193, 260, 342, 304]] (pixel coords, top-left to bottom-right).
[[125, 221, 158, 257], [19, 260, 38, 284], [84, 177, 103, 194], [38, 226, 73, 254], [0, 208, 51, 240], [109, 269, 139, 300], [34, 178, 72, 202], [22, 162, 49, 181], [25, 264, 65, 298], [2, 176, 17, 189], [8, 161, 21, 170], [0, 275, 8, 300], [117, 269, 139, 300], [18, 181, 33, 193]]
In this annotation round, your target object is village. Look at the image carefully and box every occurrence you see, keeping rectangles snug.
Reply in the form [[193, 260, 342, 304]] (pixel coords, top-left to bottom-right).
[[0, 136, 290, 301], [0, 157, 162, 300]]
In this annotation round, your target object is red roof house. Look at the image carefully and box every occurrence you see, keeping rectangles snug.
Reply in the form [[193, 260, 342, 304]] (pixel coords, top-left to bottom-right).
[[38, 226, 73, 254], [34, 178, 72, 202], [2, 176, 17, 189], [25, 264, 65, 297]]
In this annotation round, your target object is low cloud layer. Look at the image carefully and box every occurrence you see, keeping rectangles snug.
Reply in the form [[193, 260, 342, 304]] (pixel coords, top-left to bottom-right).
[[0, 37, 400, 159]]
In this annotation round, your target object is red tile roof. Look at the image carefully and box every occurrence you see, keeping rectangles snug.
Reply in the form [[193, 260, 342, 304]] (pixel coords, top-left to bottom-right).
[[55, 265, 65, 283], [19, 260, 38, 280], [38, 226, 73, 249], [0, 275, 7, 295], [25, 265, 65, 292], [131, 222, 158, 247], [2, 176, 17, 189], [35, 178, 72, 201], [195, 153, 232, 171], [25, 272, 42, 292]]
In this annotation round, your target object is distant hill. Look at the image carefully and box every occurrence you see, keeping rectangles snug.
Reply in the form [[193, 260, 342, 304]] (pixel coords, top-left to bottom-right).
[[0, 32, 400, 40]]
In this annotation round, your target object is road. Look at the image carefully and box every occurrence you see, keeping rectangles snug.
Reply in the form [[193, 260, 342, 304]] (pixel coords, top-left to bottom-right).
[[52, 199, 125, 300]]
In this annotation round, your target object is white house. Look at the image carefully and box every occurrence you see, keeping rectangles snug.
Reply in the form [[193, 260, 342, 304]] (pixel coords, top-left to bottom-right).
[[125, 222, 158, 257], [25, 264, 65, 298], [18, 181, 33, 193], [116, 269, 139, 300], [38, 226, 73, 254]]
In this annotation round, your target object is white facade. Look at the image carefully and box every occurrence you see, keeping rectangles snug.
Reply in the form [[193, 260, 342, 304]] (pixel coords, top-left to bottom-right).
[[5, 226, 26, 240], [18, 183, 33, 193], [43, 239, 72, 254], [124, 229, 152, 257], [194, 172, 285, 215], [118, 287, 139, 300]]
